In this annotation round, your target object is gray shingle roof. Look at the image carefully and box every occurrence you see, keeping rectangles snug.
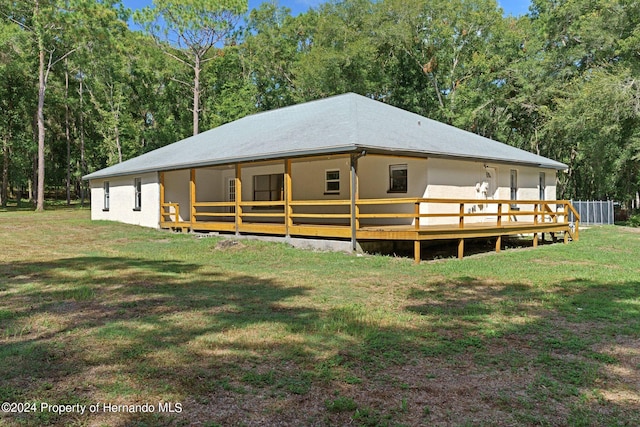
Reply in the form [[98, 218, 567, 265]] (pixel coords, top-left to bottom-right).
[[83, 93, 567, 180]]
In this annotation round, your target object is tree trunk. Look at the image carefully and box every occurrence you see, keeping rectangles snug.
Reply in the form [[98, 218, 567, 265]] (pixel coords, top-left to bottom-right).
[[193, 55, 200, 136], [1, 135, 8, 208], [115, 123, 122, 163], [36, 45, 46, 211], [65, 65, 72, 205], [79, 77, 87, 207]]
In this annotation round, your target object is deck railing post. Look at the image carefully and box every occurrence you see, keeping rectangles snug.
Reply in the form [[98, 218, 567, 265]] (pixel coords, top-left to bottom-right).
[[190, 169, 196, 230], [414, 202, 420, 230], [497, 203, 502, 226], [235, 164, 242, 235], [350, 154, 360, 252], [285, 159, 292, 237], [459, 203, 464, 229], [159, 172, 165, 226]]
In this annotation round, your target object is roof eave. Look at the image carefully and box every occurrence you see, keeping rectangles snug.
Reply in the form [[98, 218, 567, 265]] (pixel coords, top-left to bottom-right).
[[83, 145, 360, 181], [357, 146, 568, 171]]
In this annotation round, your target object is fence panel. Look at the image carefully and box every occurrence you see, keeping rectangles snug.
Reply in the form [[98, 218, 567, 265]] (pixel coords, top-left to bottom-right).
[[569, 200, 614, 225]]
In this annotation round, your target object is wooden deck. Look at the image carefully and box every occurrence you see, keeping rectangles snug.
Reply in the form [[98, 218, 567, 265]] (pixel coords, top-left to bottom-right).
[[160, 196, 580, 263]]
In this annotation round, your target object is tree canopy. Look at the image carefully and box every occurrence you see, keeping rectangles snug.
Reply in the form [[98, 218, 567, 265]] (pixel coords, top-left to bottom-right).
[[1, 0, 638, 207]]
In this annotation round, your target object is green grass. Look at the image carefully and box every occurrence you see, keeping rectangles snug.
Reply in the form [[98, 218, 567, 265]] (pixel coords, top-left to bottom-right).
[[1, 209, 639, 426]]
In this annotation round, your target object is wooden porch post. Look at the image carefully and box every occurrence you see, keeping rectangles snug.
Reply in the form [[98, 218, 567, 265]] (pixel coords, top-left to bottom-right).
[[414, 202, 421, 264], [189, 169, 196, 230], [159, 172, 165, 226], [458, 239, 465, 259], [285, 159, 292, 237], [235, 164, 242, 235], [350, 154, 360, 252]]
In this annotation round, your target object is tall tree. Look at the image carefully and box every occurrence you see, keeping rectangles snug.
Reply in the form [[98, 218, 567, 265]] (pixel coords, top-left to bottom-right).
[[0, 20, 33, 206], [1, 0, 120, 210], [527, 0, 640, 200], [135, 0, 247, 136]]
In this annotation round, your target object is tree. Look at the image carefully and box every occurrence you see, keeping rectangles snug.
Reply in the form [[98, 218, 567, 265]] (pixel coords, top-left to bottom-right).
[[527, 0, 640, 200], [1, 0, 122, 210], [135, 0, 247, 136], [241, 3, 302, 110], [0, 20, 33, 206]]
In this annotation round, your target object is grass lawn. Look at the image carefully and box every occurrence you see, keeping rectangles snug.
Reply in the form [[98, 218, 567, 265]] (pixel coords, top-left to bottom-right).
[[1, 209, 639, 426]]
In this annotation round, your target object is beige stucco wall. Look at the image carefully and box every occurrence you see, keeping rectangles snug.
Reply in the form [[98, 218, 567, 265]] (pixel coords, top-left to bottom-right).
[[425, 159, 558, 225], [164, 169, 190, 222], [89, 155, 559, 229], [90, 172, 160, 228]]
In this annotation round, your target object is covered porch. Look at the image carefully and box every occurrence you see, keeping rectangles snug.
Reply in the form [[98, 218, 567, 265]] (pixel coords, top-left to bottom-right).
[[158, 155, 580, 263]]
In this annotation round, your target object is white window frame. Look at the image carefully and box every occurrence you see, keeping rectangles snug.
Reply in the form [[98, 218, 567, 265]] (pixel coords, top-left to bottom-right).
[[510, 169, 518, 208], [324, 169, 340, 194], [389, 164, 408, 193], [134, 178, 142, 211], [539, 172, 546, 200], [227, 178, 236, 213], [103, 181, 110, 211]]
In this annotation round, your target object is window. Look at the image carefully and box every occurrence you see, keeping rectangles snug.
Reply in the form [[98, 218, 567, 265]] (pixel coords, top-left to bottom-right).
[[103, 181, 110, 211], [510, 170, 518, 207], [539, 172, 546, 200], [389, 164, 408, 193], [134, 178, 142, 211], [228, 178, 236, 202], [325, 169, 340, 194], [227, 178, 236, 213], [253, 173, 284, 202]]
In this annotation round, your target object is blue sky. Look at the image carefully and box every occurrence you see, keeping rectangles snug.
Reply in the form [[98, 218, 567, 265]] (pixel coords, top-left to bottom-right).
[[122, 0, 532, 19]]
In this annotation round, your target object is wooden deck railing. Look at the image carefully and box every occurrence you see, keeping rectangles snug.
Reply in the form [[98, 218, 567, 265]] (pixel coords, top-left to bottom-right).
[[162, 198, 580, 239], [161, 198, 580, 262]]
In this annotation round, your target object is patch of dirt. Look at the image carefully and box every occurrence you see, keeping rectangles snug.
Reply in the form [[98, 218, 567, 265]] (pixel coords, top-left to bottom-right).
[[593, 337, 640, 405], [213, 239, 247, 251]]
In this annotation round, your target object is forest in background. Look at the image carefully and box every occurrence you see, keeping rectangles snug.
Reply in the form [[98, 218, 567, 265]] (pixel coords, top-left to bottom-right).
[[1, 0, 639, 209]]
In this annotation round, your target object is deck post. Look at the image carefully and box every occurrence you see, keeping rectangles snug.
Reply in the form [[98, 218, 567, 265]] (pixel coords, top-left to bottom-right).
[[459, 203, 464, 229], [458, 239, 464, 259], [533, 233, 538, 248], [159, 172, 165, 226], [496, 235, 502, 253], [284, 159, 292, 237], [190, 168, 196, 230], [350, 154, 360, 252], [235, 164, 242, 235], [414, 240, 421, 264], [497, 203, 502, 226]]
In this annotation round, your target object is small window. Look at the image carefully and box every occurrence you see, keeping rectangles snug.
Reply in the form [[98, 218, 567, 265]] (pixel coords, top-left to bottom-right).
[[539, 172, 546, 200], [227, 178, 236, 213], [510, 170, 518, 207], [134, 178, 142, 211], [103, 181, 110, 211], [253, 174, 284, 201], [389, 164, 408, 193], [325, 169, 340, 194]]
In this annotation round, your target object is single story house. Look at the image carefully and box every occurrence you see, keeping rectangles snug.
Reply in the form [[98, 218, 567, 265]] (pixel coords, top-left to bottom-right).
[[84, 93, 579, 261]]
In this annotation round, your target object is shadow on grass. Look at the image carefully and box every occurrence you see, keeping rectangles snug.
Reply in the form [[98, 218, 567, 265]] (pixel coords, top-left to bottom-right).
[[1, 256, 640, 426], [0, 255, 321, 425]]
